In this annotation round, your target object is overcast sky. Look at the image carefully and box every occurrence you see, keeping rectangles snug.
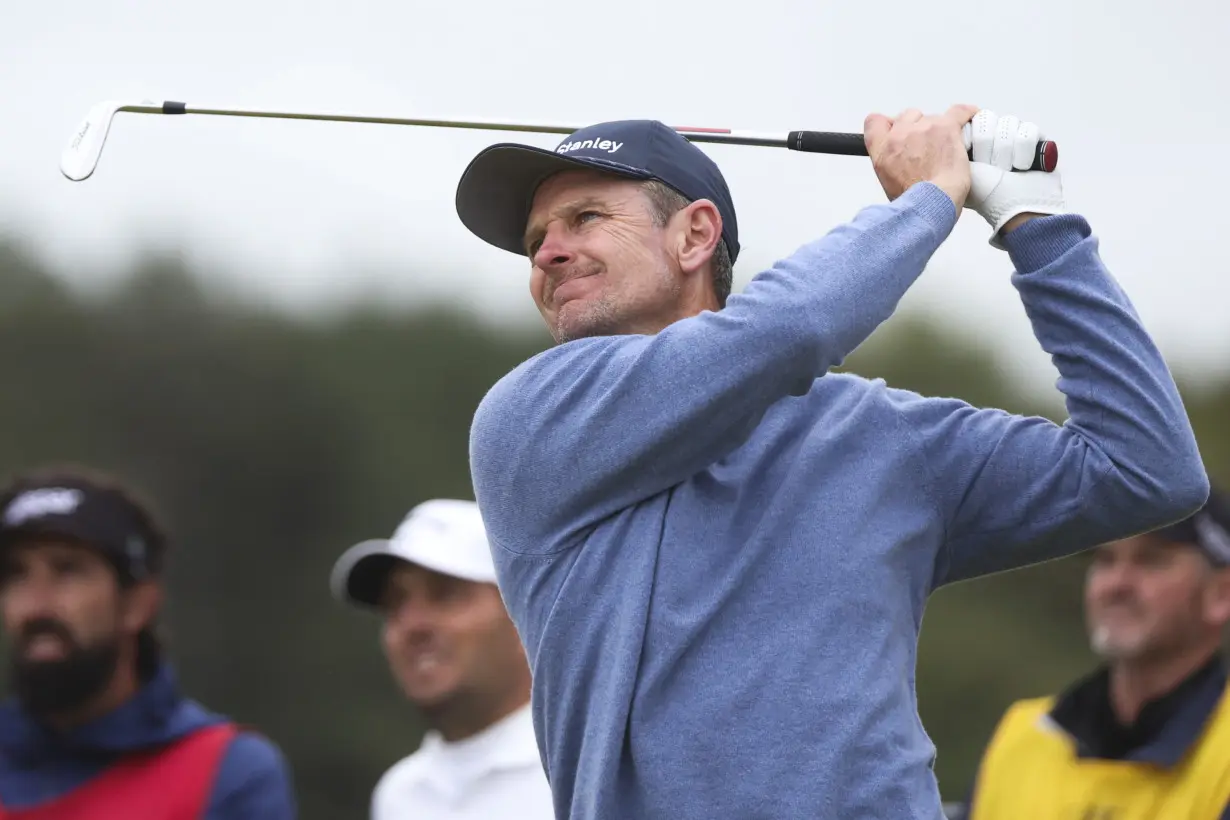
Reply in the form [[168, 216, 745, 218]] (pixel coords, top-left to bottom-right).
[[3, 0, 1226, 391]]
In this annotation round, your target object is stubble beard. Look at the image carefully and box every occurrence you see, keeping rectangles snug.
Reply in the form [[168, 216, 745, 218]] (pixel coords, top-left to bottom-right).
[[554, 296, 622, 344], [551, 259, 680, 344], [1089, 606, 1201, 665], [1090, 624, 1144, 662]]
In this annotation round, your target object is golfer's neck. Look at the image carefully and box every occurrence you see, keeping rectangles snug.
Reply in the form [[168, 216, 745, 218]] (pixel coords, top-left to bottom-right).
[[1109, 643, 1218, 724], [643, 292, 721, 334]]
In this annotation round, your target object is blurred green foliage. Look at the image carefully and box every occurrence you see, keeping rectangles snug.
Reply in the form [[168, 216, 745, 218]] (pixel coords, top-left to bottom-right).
[[0, 236, 1224, 816]]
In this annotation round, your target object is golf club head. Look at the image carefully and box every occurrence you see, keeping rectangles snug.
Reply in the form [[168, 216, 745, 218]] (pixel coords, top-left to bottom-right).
[[60, 100, 158, 181]]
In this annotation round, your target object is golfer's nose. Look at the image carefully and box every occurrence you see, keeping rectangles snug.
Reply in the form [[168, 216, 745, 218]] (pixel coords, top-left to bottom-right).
[[533, 225, 575, 270]]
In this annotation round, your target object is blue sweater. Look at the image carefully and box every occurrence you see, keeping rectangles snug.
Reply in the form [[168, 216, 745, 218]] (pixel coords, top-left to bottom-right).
[[468, 182, 1210, 820], [0, 662, 296, 818]]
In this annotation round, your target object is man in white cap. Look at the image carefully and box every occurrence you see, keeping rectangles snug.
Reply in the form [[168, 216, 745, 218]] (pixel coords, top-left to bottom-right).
[[330, 499, 552, 820]]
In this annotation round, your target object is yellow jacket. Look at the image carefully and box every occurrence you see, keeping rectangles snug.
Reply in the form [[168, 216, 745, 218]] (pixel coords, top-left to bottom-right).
[[966, 659, 1230, 820]]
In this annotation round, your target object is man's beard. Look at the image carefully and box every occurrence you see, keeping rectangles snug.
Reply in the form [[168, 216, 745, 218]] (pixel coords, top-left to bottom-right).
[[1088, 605, 1203, 665], [9, 618, 121, 720], [555, 298, 621, 344], [549, 259, 679, 344], [1089, 624, 1141, 661]]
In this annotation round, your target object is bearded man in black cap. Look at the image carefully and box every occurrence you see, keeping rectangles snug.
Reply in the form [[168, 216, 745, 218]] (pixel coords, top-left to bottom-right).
[[0, 463, 296, 819]]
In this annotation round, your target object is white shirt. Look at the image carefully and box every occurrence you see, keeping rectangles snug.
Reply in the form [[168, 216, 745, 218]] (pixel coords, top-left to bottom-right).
[[371, 704, 555, 820]]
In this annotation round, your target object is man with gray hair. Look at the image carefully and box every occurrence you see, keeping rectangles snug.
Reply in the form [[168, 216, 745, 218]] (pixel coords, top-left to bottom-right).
[[455, 104, 1209, 819], [962, 484, 1230, 819]]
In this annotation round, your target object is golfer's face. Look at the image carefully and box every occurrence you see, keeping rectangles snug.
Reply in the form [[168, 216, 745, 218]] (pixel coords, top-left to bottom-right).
[[1084, 534, 1212, 661], [524, 170, 679, 343], [379, 562, 516, 708]]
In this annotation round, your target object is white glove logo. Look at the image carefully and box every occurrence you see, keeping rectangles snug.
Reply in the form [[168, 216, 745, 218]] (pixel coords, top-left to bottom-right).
[[963, 110, 1065, 248]]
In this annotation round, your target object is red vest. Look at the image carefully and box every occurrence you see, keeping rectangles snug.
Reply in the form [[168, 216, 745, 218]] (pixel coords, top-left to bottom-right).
[[0, 723, 237, 820]]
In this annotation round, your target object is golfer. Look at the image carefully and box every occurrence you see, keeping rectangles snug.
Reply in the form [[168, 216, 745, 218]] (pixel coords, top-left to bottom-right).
[[454, 104, 1210, 819]]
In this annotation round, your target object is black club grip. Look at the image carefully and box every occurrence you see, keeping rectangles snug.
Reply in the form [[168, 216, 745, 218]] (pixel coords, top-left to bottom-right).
[[787, 131, 868, 157], [786, 130, 1059, 173]]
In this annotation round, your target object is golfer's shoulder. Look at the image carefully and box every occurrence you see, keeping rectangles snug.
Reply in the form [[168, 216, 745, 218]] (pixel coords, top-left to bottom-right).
[[805, 371, 974, 438], [827, 370, 993, 423], [476, 338, 634, 411], [807, 370, 902, 415]]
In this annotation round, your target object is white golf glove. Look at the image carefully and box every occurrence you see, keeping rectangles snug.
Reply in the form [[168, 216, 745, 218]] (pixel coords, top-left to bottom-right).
[[963, 110, 1065, 249]]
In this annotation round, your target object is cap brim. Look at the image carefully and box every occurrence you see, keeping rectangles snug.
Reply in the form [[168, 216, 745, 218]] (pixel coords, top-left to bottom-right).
[[330, 539, 405, 609], [330, 535, 498, 610], [455, 143, 653, 256], [0, 519, 120, 561]]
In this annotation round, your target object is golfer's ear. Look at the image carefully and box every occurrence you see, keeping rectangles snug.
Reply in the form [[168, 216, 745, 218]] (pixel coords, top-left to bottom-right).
[[675, 199, 722, 276]]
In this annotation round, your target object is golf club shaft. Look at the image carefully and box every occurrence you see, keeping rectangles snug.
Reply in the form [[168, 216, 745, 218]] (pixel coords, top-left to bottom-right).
[[60, 99, 1059, 182], [120, 101, 828, 149], [129, 102, 1061, 170]]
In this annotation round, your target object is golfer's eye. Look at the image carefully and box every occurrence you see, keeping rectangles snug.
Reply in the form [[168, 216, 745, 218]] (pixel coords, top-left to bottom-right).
[[1137, 549, 1173, 568], [577, 210, 600, 223]]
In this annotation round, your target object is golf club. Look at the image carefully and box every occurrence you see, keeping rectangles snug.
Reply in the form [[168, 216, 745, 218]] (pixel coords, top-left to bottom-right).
[[59, 99, 1060, 182]]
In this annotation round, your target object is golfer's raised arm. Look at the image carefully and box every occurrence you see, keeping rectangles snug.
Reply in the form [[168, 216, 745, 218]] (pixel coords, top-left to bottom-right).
[[900, 213, 1209, 588], [469, 180, 958, 548]]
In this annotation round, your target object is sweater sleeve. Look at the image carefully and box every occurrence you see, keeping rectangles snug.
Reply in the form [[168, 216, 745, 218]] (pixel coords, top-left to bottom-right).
[[888, 214, 1208, 588], [469, 182, 958, 553], [204, 731, 297, 820]]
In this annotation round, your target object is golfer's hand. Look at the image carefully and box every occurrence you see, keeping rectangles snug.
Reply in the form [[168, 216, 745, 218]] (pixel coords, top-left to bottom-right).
[[963, 109, 1066, 248], [864, 104, 979, 209]]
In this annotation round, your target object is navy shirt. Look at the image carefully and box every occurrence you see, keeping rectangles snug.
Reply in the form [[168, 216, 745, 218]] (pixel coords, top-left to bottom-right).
[[0, 662, 296, 818]]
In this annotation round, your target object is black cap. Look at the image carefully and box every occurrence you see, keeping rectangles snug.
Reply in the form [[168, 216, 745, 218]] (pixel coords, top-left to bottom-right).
[[455, 119, 740, 264], [0, 477, 161, 583], [1154, 483, 1230, 567]]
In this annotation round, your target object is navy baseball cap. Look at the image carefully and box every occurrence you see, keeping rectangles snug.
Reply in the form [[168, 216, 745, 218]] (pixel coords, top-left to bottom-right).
[[1154, 482, 1230, 567], [455, 119, 740, 263], [0, 476, 161, 583]]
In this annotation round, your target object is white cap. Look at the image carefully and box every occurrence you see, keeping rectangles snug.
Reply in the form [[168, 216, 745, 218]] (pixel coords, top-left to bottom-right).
[[330, 499, 496, 609]]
